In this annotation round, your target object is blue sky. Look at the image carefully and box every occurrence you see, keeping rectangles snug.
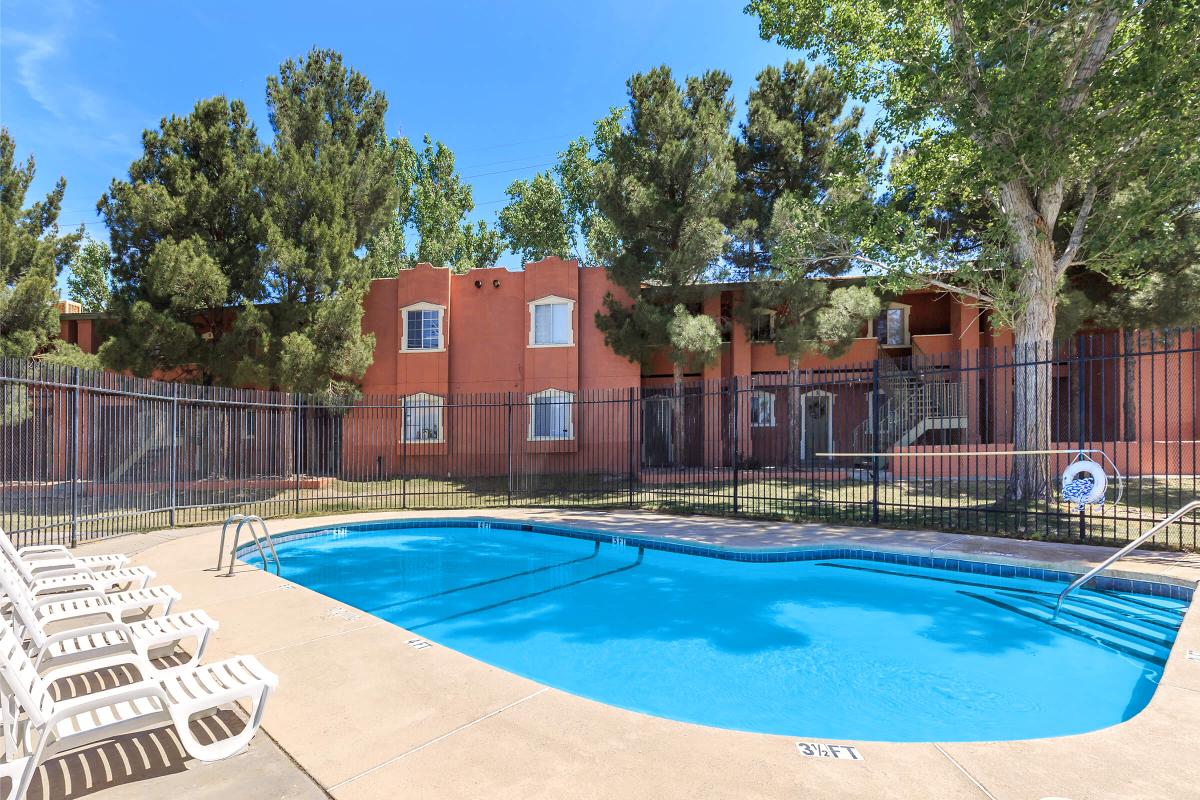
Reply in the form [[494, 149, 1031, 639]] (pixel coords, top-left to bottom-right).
[[2, 0, 799, 266]]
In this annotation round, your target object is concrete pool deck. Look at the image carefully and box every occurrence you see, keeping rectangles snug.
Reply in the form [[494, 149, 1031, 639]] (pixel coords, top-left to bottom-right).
[[27, 510, 1200, 799]]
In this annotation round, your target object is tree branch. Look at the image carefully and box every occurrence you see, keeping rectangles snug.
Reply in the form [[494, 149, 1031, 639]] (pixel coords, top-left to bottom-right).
[[1061, 10, 1121, 114], [1055, 183, 1097, 274]]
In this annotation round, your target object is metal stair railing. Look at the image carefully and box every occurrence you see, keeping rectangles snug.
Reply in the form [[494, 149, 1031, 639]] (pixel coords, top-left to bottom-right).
[[215, 513, 281, 576], [1054, 499, 1200, 613]]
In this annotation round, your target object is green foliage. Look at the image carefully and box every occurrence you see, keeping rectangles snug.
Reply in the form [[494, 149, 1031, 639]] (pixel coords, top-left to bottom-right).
[[66, 236, 112, 312], [100, 49, 394, 392], [261, 47, 392, 393], [367, 135, 503, 273], [593, 67, 737, 370], [733, 61, 885, 360], [666, 304, 723, 369], [99, 96, 269, 381], [747, 0, 1200, 340], [36, 340, 102, 370], [0, 128, 81, 359], [498, 172, 571, 264], [496, 109, 625, 265]]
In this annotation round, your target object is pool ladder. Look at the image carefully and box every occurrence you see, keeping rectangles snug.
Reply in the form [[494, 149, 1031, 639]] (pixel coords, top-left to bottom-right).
[[216, 514, 281, 577], [1054, 499, 1200, 613]]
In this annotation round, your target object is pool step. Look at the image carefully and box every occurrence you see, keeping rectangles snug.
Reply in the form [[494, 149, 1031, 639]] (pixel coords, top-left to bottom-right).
[[959, 590, 1171, 667], [1065, 591, 1184, 633], [1010, 593, 1178, 649]]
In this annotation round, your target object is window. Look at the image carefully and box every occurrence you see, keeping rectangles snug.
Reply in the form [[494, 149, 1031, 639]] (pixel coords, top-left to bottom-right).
[[529, 296, 574, 346], [529, 389, 574, 440], [402, 303, 444, 351], [750, 312, 776, 344], [876, 307, 908, 346], [750, 391, 776, 427], [242, 409, 257, 439], [402, 393, 444, 442]]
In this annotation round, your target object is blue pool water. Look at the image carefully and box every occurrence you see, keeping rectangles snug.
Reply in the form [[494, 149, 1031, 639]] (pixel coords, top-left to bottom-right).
[[247, 521, 1190, 742]]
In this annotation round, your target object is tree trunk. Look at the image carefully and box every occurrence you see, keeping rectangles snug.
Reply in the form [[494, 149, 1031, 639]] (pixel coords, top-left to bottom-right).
[[672, 364, 685, 468], [787, 360, 801, 468], [1122, 329, 1138, 442], [1001, 177, 1061, 502]]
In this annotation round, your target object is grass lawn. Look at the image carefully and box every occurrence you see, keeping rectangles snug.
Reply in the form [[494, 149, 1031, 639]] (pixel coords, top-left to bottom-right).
[[6, 473, 1197, 550]]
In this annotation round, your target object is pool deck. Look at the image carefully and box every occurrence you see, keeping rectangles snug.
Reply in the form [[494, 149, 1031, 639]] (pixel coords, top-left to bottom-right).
[[29, 510, 1200, 800]]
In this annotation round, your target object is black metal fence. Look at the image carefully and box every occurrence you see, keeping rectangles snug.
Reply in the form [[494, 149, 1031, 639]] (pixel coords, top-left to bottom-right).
[[3, 328, 1199, 550]]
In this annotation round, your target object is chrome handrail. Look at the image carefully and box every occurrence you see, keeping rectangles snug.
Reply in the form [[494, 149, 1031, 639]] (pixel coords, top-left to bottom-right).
[[220, 513, 281, 577], [215, 514, 248, 571], [1054, 499, 1200, 613]]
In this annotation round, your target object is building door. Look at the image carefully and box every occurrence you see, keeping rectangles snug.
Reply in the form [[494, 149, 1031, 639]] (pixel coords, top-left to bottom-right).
[[642, 396, 674, 467], [801, 392, 832, 461]]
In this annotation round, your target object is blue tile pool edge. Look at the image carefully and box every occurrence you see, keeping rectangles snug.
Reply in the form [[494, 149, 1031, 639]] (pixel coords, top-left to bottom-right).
[[236, 517, 1195, 603]]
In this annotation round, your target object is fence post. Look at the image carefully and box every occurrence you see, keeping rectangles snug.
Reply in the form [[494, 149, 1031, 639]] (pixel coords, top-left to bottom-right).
[[627, 387, 637, 508], [169, 384, 178, 528], [70, 367, 81, 547], [871, 358, 881, 527], [731, 376, 740, 515], [293, 394, 302, 516], [506, 392, 514, 506], [1077, 337, 1088, 541]]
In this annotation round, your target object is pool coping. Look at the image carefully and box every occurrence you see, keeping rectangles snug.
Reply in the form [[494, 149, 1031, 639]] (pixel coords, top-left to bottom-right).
[[238, 516, 1196, 602], [73, 509, 1200, 799]]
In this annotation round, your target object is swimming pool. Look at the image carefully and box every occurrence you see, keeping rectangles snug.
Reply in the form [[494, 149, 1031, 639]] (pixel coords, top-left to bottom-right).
[[243, 519, 1191, 742]]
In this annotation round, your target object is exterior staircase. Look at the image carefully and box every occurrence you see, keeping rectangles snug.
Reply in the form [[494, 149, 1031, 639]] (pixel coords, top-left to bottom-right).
[[852, 356, 966, 454]]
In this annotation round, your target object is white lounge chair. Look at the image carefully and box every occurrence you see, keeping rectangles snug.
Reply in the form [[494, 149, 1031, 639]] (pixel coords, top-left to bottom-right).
[[0, 624, 277, 800], [0, 529, 128, 578], [4, 580, 218, 672], [0, 559, 178, 629], [0, 542, 154, 597]]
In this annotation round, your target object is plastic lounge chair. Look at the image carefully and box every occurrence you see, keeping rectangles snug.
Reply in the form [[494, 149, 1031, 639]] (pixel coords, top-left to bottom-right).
[[0, 542, 153, 597], [4, 581, 218, 672], [0, 560, 178, 628], [0, 529, 128, 578], [0, 624, 277, 800]]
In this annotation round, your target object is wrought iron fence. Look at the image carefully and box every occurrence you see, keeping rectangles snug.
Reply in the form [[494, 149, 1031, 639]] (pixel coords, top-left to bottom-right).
[[3, 328, 1199, 550]]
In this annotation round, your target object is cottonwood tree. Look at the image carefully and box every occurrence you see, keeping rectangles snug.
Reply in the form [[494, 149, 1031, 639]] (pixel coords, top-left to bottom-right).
[[748, 0, 1200, 499], [99, 97, 270, 384], [66, 235, 112, 312], [368, 136, 504, 274], [594, 67, 736, 464], [1, 129, 82, 359], [497, 109, 625, 264], [733, 62, 883, 464]]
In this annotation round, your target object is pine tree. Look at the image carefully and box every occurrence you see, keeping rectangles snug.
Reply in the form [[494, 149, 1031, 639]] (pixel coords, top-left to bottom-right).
[[594, 67, 737, 463], [262, 48, 400, 396], [1, 129, 82, 359], [733, 62, 883, 464], [98, 97, 269, 383]]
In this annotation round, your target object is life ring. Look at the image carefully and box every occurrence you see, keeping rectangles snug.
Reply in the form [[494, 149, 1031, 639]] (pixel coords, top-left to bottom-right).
[[1061, 459, 1108, 507]]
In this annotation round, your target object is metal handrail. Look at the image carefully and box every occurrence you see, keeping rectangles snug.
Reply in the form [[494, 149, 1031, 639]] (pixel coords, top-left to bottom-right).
[[218, 513, 281, 577], [215, 514, 249, 571], [1054, 499, 1200, 613]]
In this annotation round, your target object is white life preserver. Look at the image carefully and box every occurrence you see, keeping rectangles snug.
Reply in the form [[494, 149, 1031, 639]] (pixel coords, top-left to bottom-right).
[[1061, 459, 1108, 506]]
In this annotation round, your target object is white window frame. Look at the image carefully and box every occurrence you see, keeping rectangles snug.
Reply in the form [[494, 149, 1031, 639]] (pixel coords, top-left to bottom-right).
[[401, 302, 446, 352], [750, 390, 776, 427], [528, 295, 575, 348], [401, 393, 445, 443], [528, 388, 575, 441], [749, 310, 777, 344]]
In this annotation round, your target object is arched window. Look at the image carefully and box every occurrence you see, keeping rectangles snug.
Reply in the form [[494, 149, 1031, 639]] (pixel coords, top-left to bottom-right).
[[401, 302, 445, 351], [402, 393, 444, 442], [528, 389, 574, 440], [528, 295, 575, 347]]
